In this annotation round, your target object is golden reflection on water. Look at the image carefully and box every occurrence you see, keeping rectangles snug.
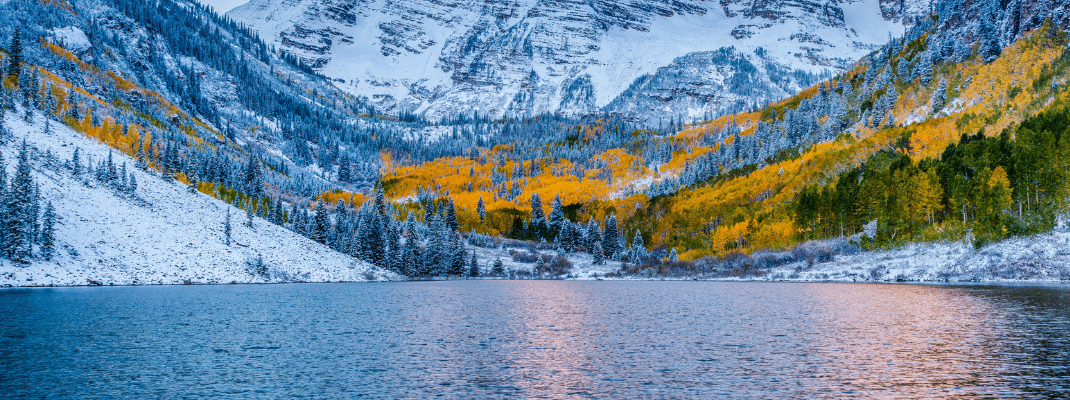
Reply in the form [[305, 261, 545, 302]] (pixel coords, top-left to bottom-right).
[[499, 281, 605, 396], [389, 281, 1068, 398], [800, 284, 1017, 397]]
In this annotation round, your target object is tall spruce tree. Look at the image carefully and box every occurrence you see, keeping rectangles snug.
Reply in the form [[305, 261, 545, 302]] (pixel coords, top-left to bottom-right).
[[245, 200, 255, 228], [468, 253, 479, 277], [530, 192, 545, 223], [7, 28, 22, 80], [312, 205, 330, 243], [445, 198, 458, 232], [0, 112, 10, 144], [338, 160, 352, 182], [630, 229, 645, 261], [0, 153, 7, 257], [477, 196, 486, 224], [549, 194, 565, 231], [403, 222, 420, 276], [8, 142, 34, 262], [243, 157, 264, 198], [224, 209, 232, 246], [978, 9, 1002, 63], [585, 218, 600, 253], [602, 214, 619, 259], [931, 78, 948, 114], [592, 241, 605, 265], [40, 202, 56, 261]]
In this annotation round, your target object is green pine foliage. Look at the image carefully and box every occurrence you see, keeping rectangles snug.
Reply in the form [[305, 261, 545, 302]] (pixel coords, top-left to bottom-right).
[[794, 105, 1070, 249]]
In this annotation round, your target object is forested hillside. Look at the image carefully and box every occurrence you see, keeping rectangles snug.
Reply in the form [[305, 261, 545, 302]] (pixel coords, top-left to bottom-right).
[[2, 0, 1069, 283], [380, 0, 1070, 279]]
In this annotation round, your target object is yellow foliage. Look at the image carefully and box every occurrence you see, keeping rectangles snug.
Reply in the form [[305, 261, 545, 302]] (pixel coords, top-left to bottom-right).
[[902, 28, 1066, 159], [318, 191, 369, 208]]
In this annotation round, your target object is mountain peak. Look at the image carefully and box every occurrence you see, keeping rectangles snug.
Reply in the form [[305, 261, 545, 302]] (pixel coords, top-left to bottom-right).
[[229, 0, 925, 122]]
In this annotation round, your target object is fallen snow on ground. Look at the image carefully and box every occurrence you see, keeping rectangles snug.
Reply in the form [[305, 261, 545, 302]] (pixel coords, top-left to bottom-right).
[[0, 111, 390, 287], [772, 234, 1070, 283], [470, 243, 624, 280], [472, 232, 1070, 283]]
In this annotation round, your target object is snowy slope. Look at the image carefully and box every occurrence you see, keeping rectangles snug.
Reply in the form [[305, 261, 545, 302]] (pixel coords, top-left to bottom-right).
[[229, 0, 925, 121], [763, 235, 1070, 283], [0, 111, 390, 287]]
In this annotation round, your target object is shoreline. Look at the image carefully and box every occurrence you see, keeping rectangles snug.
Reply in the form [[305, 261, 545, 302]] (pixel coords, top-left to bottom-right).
[[4, 275, 1068, 289]]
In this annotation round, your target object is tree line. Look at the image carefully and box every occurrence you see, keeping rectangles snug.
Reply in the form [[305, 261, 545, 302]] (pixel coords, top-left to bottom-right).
[[795, 105, 1070, 248]]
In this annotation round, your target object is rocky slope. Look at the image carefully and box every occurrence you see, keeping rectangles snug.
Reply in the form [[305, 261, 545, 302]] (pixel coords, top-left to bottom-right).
[[229, 0, 930, 123]]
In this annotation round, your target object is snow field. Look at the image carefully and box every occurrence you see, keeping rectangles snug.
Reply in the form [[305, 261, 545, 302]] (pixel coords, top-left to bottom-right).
[[0, 111, 390, 287]]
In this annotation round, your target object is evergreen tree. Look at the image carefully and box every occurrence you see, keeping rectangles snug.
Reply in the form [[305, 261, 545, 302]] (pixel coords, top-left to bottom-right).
[[7, 28, 22, 80], [585, 218, 600, 252], [403, 223, 420, 276], [7, 142, 34, 262], [530, 192, 545, 223], [127, 173, 138, 193], [602, 214, 619, 259], [978, 14, 1001, 63], [374, 183, 387, 216], [66, 91, 79, 120], [312, 205, 329, 243], [423, 197, 435, 223], [445, 198, 458, 232], [492, 258, 505, 276], [915, 51, 933, 85], [932, 78, 948, 115], [0, 113, 10, 145], [188, 174, 199, 194], [668, 247, 679, 262], [448, 233, 466, 276], [246, 200, 255, 229], [29, 185, 39, 243], [40, 202, 56, 261], [243, 156, 264, 198], [548, 194, 565, 231], [0, 153, 7, 257], [559, 222, 575, 253], [630, 229, 645, 261], [337, 160, 352, 182], [592, 241, 605, 265], [105, 151, 117, 185], [468, 253, 479, 277], [1004, 0, 1022, 41], [477, 196, 486, 224], [224, 209, 232, 246]]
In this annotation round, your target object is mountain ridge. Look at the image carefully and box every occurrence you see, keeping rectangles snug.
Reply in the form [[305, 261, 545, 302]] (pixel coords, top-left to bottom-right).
[[229, 0, 926, 122]]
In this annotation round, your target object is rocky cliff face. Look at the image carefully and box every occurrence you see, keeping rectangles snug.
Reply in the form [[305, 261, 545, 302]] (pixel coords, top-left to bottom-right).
[[230, 0, 929, 122]]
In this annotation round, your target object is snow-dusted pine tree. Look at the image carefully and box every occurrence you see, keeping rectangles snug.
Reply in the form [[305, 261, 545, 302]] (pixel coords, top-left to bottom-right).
[[602, 214, 619, 259], [468, 253, 479, 277], [630, 229, 645, 261], [530, 192, 545, 224], [224, 210, 233, 246], [40, 202, 56, 261], [492, 258, 505, 276], [477, 196, 486, 224]]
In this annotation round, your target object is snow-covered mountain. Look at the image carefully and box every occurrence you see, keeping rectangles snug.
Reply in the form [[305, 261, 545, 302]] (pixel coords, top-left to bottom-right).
[[229, 0, 931, 122]]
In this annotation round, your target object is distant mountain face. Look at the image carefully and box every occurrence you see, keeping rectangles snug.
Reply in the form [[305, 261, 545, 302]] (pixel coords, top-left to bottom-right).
[[229, 0, 929, 122]]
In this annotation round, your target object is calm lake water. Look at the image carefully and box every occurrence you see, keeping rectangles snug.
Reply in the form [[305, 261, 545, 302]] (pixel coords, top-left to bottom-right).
[[1, 281, 1069, 398]]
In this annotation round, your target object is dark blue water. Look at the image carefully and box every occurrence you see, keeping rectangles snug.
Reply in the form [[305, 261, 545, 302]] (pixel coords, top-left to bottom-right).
[[2, 282, 1069, 398]]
